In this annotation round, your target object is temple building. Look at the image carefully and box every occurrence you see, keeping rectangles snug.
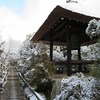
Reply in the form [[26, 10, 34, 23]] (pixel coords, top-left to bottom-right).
[[31, 5, 99, 75]]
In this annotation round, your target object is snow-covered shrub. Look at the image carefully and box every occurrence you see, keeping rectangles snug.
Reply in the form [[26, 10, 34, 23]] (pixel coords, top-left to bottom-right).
[[54, 73, 100, 100], [24, 68, 35, 80], [31, 44, 55, 99], [34, 66, 53, 98], [86, 19, 100, 74], [18, 35, 54, 98], [18, 35, 35, 74], [53, 46, 67, 61], [86, 19, 100, 39]]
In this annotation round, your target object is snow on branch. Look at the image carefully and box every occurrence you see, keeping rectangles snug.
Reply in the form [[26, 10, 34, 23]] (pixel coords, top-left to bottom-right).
[[86, 19, 100, 39]]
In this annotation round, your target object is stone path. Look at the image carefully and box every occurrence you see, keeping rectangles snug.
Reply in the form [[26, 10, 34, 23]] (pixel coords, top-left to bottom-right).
[[0, 66, 27, 100]]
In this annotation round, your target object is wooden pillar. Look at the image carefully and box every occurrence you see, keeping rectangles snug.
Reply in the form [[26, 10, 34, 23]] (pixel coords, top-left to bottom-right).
[[78, 47, 82, 72], [67, 30, 72, 76], [50, 40, 53, 61]]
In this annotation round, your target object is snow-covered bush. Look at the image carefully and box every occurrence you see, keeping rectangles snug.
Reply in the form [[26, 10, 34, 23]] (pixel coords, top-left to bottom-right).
[[18, 35, 35, 74], [54, 73, 100, 100], [30, 43, 54, 99], [81, 43, 100, 60], [18, 35, 54, 98], [53, 46, 67, 61], [86, 19, 100, 39], [86, 19, 100, 83], [24, 68, 35, 80]]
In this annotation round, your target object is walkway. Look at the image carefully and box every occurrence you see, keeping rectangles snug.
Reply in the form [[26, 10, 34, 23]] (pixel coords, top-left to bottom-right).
[[0, 66, 27, 100]]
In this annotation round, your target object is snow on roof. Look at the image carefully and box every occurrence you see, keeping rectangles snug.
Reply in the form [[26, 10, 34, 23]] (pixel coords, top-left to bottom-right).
[[60, 2, 100, 18]]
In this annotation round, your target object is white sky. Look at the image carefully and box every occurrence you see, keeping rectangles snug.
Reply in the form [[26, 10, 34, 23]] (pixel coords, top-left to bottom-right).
[[0, 0, 100, 42]]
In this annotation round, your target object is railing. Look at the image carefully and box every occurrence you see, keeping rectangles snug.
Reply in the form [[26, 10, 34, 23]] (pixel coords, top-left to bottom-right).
[[15, 67, 44, 100]]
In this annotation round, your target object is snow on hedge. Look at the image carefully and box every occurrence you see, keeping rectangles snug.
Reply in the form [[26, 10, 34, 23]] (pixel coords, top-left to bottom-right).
[[54, 73, 100, 100]]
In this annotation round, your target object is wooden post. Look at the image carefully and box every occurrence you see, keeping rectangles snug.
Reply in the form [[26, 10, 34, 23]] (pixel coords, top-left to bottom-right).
[[67, 29, 72, 76], [78, 47, 82, 72], [50, 40, 53, 61]]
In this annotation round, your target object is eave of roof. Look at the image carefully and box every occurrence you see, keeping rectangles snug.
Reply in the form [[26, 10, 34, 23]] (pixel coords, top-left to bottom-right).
[[31, 5, 100, 43]]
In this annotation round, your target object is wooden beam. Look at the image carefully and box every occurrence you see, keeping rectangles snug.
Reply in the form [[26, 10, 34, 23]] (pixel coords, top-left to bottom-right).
[[50, 39, 53, 61], [55, 60, 100, 65], [71, 60, 97, 64], [78, 47, 82, 72], [53, 20, 67, 32], [52, 26, 85, 41], [81, 38, 98, 46], [66, 29, 72, 76]]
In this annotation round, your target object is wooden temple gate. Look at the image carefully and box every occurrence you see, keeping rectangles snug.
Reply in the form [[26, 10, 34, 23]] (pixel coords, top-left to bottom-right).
[[31, 6, 99, 76]]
